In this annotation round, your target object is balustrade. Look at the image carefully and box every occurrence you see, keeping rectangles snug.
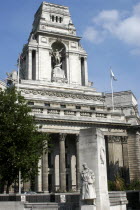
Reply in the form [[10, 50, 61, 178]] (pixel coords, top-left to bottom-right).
[[31, 107, 124, 122]]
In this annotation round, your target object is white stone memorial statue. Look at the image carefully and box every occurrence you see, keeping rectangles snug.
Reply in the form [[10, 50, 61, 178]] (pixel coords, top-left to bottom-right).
[[81, 163, 96, 203]]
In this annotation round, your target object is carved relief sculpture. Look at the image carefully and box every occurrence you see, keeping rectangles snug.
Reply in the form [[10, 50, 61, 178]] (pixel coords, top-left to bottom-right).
[[81, 163, 96, 203]]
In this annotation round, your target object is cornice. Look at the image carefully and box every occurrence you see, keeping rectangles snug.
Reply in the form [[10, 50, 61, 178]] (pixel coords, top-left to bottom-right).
[[35, 30, 81, 41], [21, 88, 105, 102], [35, 116, 130, 130]]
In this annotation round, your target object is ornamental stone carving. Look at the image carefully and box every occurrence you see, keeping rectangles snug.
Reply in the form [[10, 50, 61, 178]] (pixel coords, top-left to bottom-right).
[[21, 89, 105, 102], [100, 147, 105, 164], [108, 136, 127, 143]]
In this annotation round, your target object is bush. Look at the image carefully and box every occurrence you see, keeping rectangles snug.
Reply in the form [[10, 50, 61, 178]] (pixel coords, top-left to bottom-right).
[[108, 175, 125, 191], [127, 179, 140, 190]]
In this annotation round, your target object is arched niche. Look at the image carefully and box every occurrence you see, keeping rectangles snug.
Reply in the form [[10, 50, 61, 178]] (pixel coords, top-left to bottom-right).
[[51, 41, 67, 80]]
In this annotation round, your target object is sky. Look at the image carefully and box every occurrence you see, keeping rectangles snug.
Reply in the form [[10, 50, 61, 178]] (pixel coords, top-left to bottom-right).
[[0, 0, 140, 109]]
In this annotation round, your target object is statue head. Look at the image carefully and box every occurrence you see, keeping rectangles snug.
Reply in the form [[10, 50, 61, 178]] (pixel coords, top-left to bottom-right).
[[82, 163, 88, 170]]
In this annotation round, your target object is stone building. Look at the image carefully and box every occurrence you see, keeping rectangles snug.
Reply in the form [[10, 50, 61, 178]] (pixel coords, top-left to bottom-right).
[[8, 2, 140, 193]]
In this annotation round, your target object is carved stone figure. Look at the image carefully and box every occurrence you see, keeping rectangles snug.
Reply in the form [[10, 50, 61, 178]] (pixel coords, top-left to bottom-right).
[[100, 147, 105, 164], [81, 163, 96, 201], [51, 47, 67, 82], [53, 48, 64, 65]]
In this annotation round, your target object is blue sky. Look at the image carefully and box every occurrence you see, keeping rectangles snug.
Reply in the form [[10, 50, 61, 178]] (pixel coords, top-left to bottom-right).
[[0, 0, 140, 108]]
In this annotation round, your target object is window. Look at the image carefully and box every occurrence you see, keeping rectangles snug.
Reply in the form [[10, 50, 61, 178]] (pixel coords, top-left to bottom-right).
[[59, 17, 62, 23], [45, 103, 50, 107], [52, 15, 54, 22], [76, 106, 81, 109], [61, 104, 66, 108], [28, 101, 34, 105], [90, 107, 95, 111], [51, 15, 63, 23]]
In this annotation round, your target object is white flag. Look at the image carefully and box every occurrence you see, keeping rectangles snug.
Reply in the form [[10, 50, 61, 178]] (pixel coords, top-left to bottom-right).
[[110, 69, 117, 81]]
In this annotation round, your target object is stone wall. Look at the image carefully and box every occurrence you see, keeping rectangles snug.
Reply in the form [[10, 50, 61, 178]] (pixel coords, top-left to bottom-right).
[[0, 202, 24, 210]]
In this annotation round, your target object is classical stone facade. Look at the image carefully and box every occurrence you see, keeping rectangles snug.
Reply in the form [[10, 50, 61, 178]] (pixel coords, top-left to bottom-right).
[[8, 2, 140, 193]]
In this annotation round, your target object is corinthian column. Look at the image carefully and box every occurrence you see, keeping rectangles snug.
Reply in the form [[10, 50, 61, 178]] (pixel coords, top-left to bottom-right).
[[42, 148, 48, 193], [76, 134, 80, 191], [59, 133, 66, 192]]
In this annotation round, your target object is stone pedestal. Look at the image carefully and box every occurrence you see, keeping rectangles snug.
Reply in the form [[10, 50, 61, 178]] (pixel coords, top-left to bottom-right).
[[79, 128, 110, 210], [81, 205, 96, 210]]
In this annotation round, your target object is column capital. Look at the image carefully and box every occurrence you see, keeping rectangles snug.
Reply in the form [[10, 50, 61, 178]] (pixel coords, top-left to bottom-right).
[[59, 133, 67, 141], [28, 49, 32, 53]]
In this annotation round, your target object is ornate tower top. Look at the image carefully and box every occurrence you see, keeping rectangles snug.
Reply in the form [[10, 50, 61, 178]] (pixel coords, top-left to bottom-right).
[[32, 2, 76, 37], [20, 2, 88, 87]]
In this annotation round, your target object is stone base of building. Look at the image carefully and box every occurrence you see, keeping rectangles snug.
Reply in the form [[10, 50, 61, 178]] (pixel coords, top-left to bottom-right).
[[81, 205, 96, 210]]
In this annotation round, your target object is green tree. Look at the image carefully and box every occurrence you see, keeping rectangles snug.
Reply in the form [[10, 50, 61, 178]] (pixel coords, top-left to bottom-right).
[[0, 87, 50, 193]]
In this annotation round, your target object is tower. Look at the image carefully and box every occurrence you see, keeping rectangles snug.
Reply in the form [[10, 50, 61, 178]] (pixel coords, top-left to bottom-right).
[[20, 2, 88, 86]]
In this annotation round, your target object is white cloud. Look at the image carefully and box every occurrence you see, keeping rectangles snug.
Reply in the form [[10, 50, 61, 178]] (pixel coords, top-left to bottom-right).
[[133, 3, 140, 16], [83, 27, 105, 44], [130, 48, 140, 56], [93, 10, 120, 25], [115, 16, 140, 45], [84, 3, 140, 47]]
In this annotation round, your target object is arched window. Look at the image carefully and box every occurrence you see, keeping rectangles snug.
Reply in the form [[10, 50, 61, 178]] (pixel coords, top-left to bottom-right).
[[52, 15, 54, 22]]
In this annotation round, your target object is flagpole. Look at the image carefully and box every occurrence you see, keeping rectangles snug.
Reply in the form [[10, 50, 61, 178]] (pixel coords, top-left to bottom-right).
[[110, 75, 114, 111], [17, 54, 21, 194]]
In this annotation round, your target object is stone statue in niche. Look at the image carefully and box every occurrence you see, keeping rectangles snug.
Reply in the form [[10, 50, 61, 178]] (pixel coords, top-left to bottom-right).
[[53, 48, 64, 65], [81, 163, 96, 204], [51, 47, 67, 82]]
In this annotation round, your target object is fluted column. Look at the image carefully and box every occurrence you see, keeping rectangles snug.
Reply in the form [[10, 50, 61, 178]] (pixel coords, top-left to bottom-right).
[[42, 148, 48, 193], [25, 53, 28, 79], [84, 57, 88, 86], [36, 50, 39, 80], [59, 133, 66, 192], [127, 131, 140, 180], [66, 52, 70, 84], [28, 49, 32, 80], [76, 134, 80, 191]]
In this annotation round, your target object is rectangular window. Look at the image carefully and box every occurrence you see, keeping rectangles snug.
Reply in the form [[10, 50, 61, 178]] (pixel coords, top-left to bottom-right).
[[90, 107, 95, 111], [45, 103, 50, 107], [76, 106, 81, 109], [61, 104, 66, 108], [28, 101, 34, 105]]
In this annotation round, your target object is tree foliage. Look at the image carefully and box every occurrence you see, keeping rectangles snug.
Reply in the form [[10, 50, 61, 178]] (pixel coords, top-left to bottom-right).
[[0, 87, 50, 193]]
